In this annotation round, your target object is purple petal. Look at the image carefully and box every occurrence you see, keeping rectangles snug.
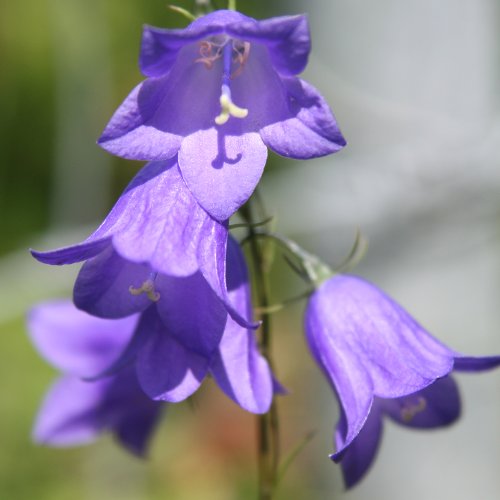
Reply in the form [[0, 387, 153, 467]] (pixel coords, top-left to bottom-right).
[[155, 272, 227, 357], [272, 376, 289, 396], [31, 238, 110, 266], [74, 246, 153, 318], [307, 307, 374, 456], [197, 226, 257, 330], [99, 43, 221, 160], [178, 129, 267, 221], [34, 370, 162, 456], [308, 275, 456, 397], [210, 238, 272, 413], [231, 43, 290, 130], [305, 275, 456, 453], [91, 159, 228, 278], [33, 375, 114, 447], [97, 80, 182, 161], [136, 308, 209, 402], [114, 402, 163, 457], [332, 401, 383, 489], [260, 77, 346, 159], [140, 12, 310, 78], [140, 26, 189, 78], [384, 376, 461, 428], [226, 14, 311, 76], [210, 316, 272, 413], [139, 11, 253, 77], [454, 355, 500, 372], [88, 308, 157, 380], [105, 368, 163, 457], [28, 301, 138, 378]]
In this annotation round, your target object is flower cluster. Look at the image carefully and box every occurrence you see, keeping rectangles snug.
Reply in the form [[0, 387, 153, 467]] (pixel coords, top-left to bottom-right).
[[28, 4, 499, 494], [30, 8, 343, 455]]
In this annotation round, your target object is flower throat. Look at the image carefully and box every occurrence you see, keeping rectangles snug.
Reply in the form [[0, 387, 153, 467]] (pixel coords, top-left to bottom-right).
[[196, 37, 250, 125]]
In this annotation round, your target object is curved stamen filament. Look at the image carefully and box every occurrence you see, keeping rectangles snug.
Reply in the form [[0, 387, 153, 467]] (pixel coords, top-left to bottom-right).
[[231, 41, 250, 78], [400, 396, 427, 423], [129, 279, 160, 302], [195, 40, 225, 69]]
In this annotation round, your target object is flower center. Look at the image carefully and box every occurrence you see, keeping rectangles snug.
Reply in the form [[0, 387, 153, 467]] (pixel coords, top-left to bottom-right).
[[196, 37, 250, 126], [399, 396, 427, 423], [129, 273, 160, 302]]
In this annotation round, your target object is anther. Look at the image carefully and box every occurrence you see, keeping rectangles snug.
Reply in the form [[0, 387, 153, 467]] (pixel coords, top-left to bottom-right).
[[230, 41, 250, 78], [129, 279, 160, 302], [400, 397, 427, 423]]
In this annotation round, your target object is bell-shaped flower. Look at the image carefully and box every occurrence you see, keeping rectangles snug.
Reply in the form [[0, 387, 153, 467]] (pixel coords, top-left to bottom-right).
[[98, 10, 346, 221], [31, 158, 248, 328], [305, 274, 500, 488], [28, 301, 162, 456], [95, 236, 274, 414]]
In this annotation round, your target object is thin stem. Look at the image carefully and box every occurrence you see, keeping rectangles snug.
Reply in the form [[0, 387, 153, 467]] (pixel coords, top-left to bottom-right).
[[241, 202, 280, 500], [228, 0, 237, 11], [273, 430, 316, 495], [229, 215, 274, 230], [168, 5, 196, 21], [254, 289, 313, 315]]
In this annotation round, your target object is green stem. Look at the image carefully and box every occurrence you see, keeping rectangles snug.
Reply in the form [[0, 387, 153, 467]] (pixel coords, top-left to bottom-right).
[[168, 5, 196, 21], [241, 202, 280, 500], [228, 0, 237, 10]]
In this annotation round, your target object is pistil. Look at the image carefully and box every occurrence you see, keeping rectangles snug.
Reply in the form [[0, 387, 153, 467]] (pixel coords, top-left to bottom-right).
[[215, 40, 248, 126]]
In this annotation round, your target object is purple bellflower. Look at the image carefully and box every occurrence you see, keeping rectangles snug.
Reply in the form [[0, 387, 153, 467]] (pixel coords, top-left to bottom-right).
[[305, 274, 500, 488], [31, 157, 249, 329], [33, 234, 273, 413], [98, 10, 346, 221], [93, 235, 273, 413], [28, 301, 162, 456]]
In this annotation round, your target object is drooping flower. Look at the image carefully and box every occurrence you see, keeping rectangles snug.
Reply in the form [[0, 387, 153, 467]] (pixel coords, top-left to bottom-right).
[[98, 10, 346, 221], [304, 274, 500, 488], [92, 235, 273, 412], [28, 301, 162, 456], [31, 157, 248, 328], [32, 237, 273, 414]]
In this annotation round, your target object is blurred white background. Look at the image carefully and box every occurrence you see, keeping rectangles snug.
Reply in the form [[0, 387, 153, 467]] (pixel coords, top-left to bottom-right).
[[264, 0, 500, 498]]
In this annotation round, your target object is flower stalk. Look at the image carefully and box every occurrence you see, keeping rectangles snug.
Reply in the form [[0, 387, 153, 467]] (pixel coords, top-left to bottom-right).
[[240, 201, 280, 500]]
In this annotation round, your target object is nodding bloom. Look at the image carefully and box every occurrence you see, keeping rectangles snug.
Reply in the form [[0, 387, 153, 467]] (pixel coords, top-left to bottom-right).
[[31, 238, 273, 415], [31, 158, 249, 329], [304, 274, 500, 488], [93, 236, 273, 413], [98, 9, 346, 221], [28, 301, 162, 456]]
